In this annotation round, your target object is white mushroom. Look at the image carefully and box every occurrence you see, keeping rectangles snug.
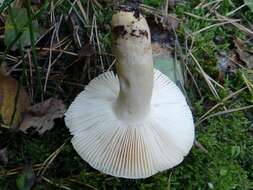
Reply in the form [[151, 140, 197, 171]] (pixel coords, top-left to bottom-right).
[[65, 11, 195, 179]]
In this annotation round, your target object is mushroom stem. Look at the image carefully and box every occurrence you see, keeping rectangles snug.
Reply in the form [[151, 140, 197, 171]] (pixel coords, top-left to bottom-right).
[[112, 11, 153, 122]]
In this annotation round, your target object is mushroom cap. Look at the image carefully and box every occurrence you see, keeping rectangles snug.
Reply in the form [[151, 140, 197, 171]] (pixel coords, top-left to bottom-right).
[[65, 69, 195, 179]]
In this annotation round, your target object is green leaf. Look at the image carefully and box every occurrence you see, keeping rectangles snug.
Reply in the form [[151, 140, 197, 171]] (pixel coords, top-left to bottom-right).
[[154, 57, 184, 86], [219, 168, 228, 176], [4, 8, 40, 50], [231, 145, 241, 158], [244, 0, 253, 12]]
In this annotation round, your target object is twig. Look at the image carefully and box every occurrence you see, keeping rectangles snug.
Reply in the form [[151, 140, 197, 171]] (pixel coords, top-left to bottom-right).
[[25, 0, 43, 99], [43, 14, 64, 92], [215, 13, 253, 35], [194, 140, 208, 154], [0, 164, 45, 177], [184, 12, 240, 22], [41, 176, 72, 190], [196, 105, 253, 127], [37, 143, 66, 176], [36, 47, 78, 57], [164, 0, 169, 18], [189, 52, 220, 99], [198, 87, 247, 122], [191, 20, 239, 36], [226, 3, 246, 16], [67, 178, 98, 190], [44, 23, 57, 92], [94, 15, 104, 71]]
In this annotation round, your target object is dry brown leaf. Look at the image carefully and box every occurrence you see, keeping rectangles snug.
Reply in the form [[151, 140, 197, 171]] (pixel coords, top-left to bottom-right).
[[234, 37, 253, 69], [19, 98, 66, 135], [0, 72, 30, 127], [216, 52, 237, 83]]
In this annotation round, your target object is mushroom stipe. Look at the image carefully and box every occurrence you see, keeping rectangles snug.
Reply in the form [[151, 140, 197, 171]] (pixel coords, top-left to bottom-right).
[[65, 11, 195, 179]]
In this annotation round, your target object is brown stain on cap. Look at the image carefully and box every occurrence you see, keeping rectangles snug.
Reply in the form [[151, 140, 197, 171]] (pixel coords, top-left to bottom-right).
[[113, 25, 128, 38]]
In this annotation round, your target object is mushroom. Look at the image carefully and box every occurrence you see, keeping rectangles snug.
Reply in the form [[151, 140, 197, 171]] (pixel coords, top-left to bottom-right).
[[65, 11, 195, 179]]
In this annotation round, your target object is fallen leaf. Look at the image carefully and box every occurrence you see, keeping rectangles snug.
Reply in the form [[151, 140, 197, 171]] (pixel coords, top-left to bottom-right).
[[16, 164, 36, 190], [19, 98, 66, 135], [234, 37, 253, 69], [152, 42, 184, 86], [150, 18, 184, 87], [216, 52, 237, 73], [216, 52, 237, 83], [4, 7, 40, 50], [0, 71, 30, 127], [0, 148, 8, 165]]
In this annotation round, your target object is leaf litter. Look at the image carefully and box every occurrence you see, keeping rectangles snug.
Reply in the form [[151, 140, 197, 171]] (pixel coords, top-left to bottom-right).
[[19, 98, 66, 135], [149, 16, 184, 87], [4, 7, 40, 50], [0, 69, 31, 127], [233, 37, 253, 69]]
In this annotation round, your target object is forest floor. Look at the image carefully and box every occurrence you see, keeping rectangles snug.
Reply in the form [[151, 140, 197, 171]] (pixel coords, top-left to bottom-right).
[[0, 0, 253, 189]]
